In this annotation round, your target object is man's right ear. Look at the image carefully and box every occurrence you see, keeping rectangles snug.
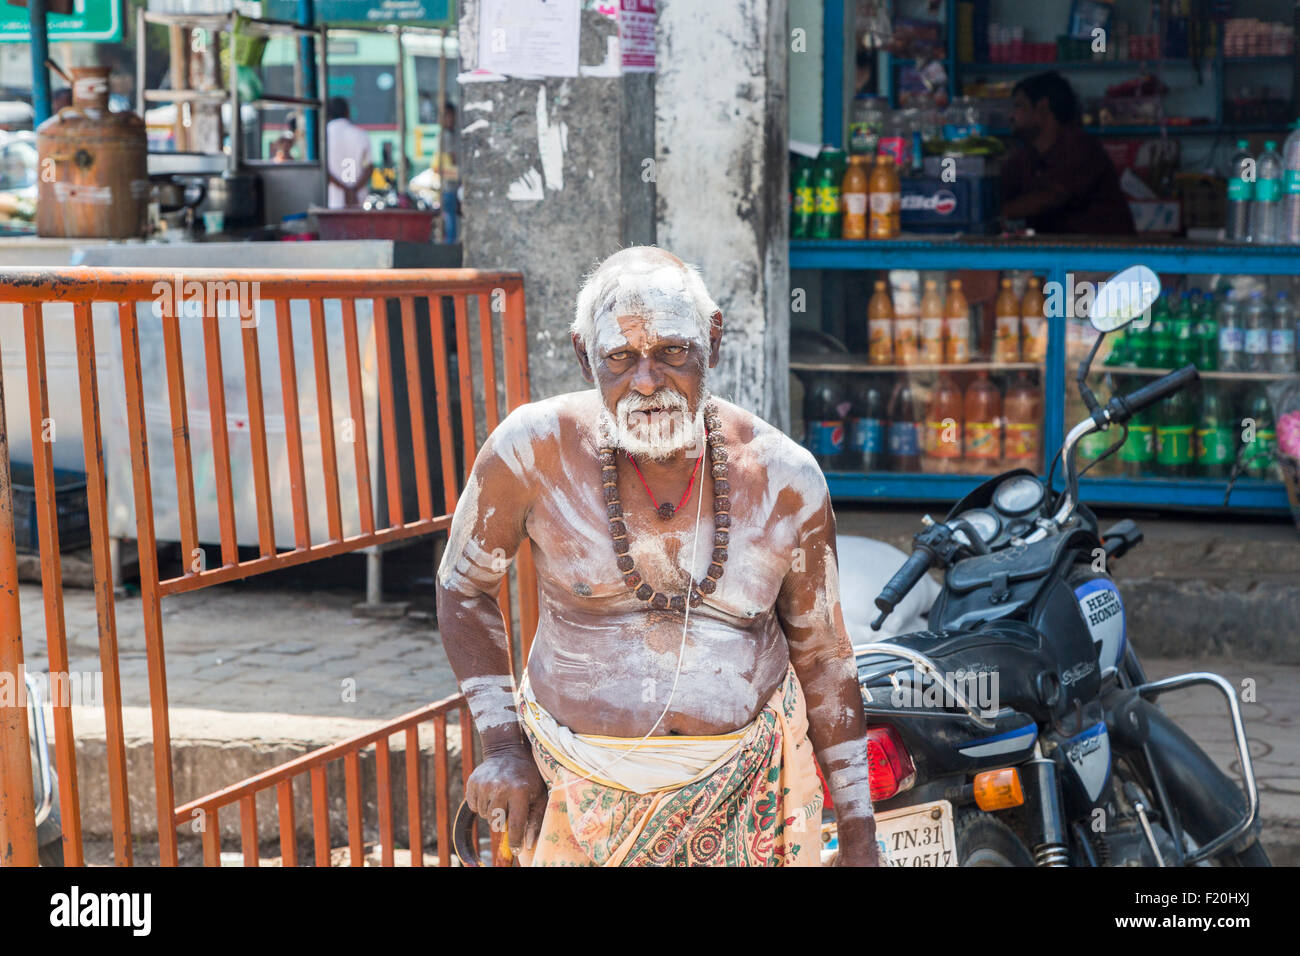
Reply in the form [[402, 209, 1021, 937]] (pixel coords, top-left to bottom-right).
[[572, 333, 595, 383]]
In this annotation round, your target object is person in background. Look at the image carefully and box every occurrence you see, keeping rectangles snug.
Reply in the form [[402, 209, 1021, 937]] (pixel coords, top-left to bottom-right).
[[271, 114, 298, 162], [439, 101, 460, 242], [326, 96, 372, 208], [1000, 71, 1135, 235]]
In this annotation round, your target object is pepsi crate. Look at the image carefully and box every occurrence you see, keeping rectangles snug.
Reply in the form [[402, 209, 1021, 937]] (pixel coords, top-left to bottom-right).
[[8, 463, 92, 555], [899, 175, 1000, 234]]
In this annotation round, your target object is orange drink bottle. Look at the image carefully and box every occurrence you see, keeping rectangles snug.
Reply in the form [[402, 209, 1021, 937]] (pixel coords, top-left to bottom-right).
[[994, 277, 1022, 364], [1021, 276, 1048, 362], [919, 278, 946, 364], [945, 278, 971, 363], [867, 278, 895, 364]]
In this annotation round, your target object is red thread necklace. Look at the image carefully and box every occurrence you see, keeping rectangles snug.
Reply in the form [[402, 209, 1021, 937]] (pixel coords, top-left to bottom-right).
[[626, 448, 704, 520]]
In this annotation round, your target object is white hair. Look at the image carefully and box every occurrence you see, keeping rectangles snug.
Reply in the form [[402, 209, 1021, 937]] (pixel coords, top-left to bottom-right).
[[570, 247, 719, 360]]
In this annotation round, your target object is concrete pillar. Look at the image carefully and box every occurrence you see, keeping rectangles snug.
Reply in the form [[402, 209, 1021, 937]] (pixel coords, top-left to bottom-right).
[[655, 0, 790, 428], [457, 1, 790, 425], [456, 0, 656, 401]]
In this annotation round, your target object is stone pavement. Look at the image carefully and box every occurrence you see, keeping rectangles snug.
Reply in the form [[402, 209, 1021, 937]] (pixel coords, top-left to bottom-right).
[[14, 585, 1300, 863]]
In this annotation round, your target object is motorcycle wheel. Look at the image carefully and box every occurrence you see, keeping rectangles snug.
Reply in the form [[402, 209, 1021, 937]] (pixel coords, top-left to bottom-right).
[[955, 810, 1035, 867]]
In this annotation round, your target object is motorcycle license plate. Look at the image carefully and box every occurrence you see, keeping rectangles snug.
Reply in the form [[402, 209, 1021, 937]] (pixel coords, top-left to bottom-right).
[[875, 799, 957, 867]]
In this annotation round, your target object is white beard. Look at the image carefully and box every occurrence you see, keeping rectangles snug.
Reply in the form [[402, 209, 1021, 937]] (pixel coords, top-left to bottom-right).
[[596, 387, 708, 461]]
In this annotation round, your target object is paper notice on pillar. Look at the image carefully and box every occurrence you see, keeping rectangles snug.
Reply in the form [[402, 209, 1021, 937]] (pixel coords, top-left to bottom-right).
[[478, 0, 581, 78], [619, 0, 656, 73]]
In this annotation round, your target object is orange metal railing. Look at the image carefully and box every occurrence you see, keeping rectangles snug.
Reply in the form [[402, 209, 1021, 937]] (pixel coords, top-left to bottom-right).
[[0, 267, 539, 866]]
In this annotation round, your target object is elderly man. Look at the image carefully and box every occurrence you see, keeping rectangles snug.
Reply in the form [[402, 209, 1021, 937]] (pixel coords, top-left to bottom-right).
[[436, 246, 878, 866]]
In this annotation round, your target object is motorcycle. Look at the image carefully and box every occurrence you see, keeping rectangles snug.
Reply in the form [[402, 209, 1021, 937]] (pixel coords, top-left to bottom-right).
[[829, 265, 1270, 867]]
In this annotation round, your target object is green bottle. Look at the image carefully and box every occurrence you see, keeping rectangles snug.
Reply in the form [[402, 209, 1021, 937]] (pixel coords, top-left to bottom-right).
[[1243, 388, 1277, 480], [791, 157, 815, 239], [1155, 388, 1195, 477], [811, 148, 844, 240], [1128, 304, 1154, 367], [1195, 385, 1234, 479], [1120, 407, 1156, 477], [1104, 326, 1128, 366], [1149, 292, 1174, 369], [1171, 291, 1196, 368], [1196, 291, 1219, 371]]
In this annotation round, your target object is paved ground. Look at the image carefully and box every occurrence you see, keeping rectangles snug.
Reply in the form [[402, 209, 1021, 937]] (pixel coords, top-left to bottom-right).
[[14, 584, 1300, 863]]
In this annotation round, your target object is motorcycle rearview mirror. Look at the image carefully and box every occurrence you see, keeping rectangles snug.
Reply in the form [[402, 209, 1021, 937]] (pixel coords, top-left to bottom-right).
[[1090, 265, 1161, 334], [1077, 266, 1162, 415]]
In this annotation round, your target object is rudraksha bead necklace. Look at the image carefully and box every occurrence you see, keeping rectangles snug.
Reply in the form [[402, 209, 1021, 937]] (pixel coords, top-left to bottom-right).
[[599, 402, 730, 612]]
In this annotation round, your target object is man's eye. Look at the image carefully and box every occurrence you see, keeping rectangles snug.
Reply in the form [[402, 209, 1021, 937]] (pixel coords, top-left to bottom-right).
[[663, 345, 686, 355], [607, 352, 630, 362]]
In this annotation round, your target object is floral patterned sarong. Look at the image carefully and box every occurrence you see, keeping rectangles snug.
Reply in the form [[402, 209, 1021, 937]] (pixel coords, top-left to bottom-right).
[[514, 664, 824, 867]]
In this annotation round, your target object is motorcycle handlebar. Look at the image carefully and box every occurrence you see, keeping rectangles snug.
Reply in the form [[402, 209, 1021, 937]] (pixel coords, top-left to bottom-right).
[[1108, 364, 1200, 424], [871, 547, 936, 630]]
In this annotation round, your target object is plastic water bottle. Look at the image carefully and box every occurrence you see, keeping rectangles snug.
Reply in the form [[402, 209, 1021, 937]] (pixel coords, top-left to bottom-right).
[[1272, 291, 1297, 372], [1226, 140, 1254, 241], [1282, 121, 1300, 243], [1217, 296, 1244, 371], [1249, 141, 1284, 244], [1244, 292, 1271, 371]]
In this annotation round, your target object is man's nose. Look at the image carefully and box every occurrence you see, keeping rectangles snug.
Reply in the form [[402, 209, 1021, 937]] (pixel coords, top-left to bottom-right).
[[629, 355, 660, 395]]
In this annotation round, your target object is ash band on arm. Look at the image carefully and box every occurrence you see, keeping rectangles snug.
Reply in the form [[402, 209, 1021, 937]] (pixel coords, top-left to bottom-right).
[[460, 675, 522, 744], [820, 737, 875, 822]]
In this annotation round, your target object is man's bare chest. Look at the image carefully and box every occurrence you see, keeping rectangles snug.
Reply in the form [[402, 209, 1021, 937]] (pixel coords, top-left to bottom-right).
[[525, 482, 795, 623]]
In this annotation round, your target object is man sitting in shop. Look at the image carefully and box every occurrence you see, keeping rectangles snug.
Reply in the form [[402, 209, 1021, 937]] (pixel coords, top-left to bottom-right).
[[1000, 71, 1135, 235]]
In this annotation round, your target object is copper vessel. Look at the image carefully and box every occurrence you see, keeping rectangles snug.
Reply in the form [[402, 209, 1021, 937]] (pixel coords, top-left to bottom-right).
[[36, 66, 148, 238]]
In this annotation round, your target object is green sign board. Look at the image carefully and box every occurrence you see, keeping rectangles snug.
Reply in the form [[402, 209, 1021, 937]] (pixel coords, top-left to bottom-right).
[[263, 1, 450, 26], [0, 0, 123, 42]]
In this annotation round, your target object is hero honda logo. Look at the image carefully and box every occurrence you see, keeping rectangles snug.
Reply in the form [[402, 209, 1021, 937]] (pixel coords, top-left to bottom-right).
[[901, 190, 958, 215]]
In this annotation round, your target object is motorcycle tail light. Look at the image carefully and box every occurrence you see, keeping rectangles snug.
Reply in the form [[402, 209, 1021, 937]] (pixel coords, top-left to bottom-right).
[[867, 726, 916, 802], [973, 768, 1025, 811]]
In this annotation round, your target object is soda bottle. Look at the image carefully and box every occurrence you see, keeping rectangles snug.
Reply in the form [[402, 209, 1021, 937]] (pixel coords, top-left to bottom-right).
[[1104, 324, 1129, 367], [811, 148, 844, 240], [887, 380, 922, 471], [804, 376, 849, 469], [1148, 291, 1174, 368], [993, 278, 1021, 364], [1128, 299, 1154, 368], [868, 153, 901, 239], [1243, 388, 1277, 480], [1195, 384, 1234, 479], [1155, 388, 1195, 478], [894, 284, 921, 366], [919, 279, 946, 364], [1283, 120, 1300, 243], [791, 157, 815, 239], [1244, 291, 1271, 372], [963, 370, 1003, 474], [846, 379, 887, 471], [1226, 140, 1254, 241], [1120, 406, 1156, 477], [1003, 372, 1041, 471], [1021, 276, 1048, 363], [1171, 290, 1197, 367], [1270, 290, 1296, 373], [841, 155, 870, 240], [945, 278, 971, 363], [1217, 295, 1244, 371], [867, 279, 895, 365], [923, 374, 963, 473], [1250, 141, 1284, 244], [1196, 291, 1219, 371]]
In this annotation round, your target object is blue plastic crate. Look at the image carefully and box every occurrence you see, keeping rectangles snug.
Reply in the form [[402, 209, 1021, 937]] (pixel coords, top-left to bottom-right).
[[8, 463, 92, 555]]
